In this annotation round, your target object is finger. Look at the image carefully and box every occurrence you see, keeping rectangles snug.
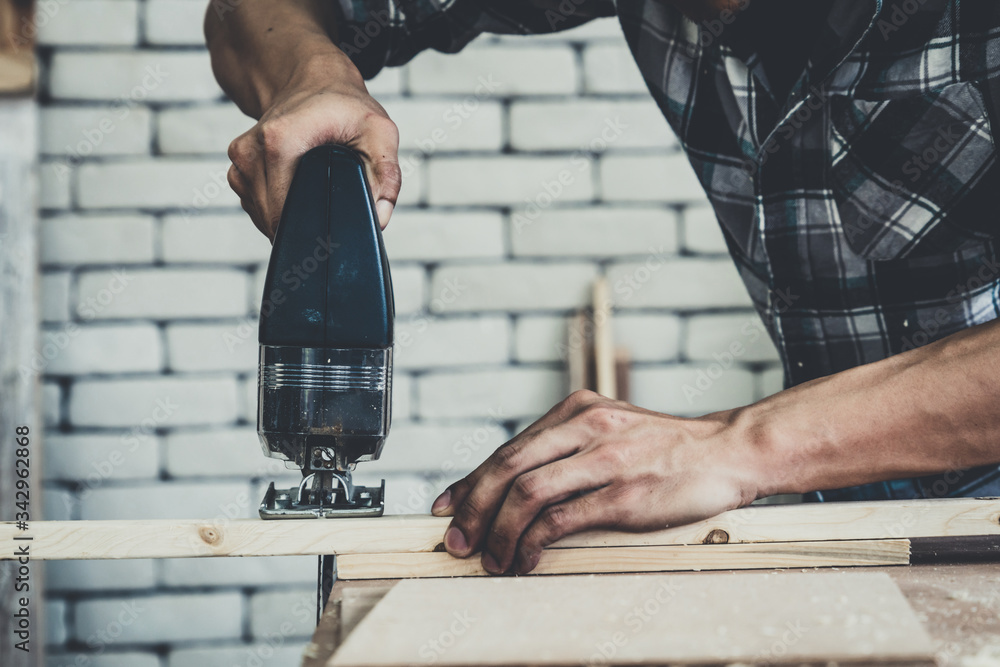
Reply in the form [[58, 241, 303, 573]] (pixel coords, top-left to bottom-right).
[[227, 165, 269, 239], [229, 133, 273, 237], [483, 454, 610, 574], [353, 115, 400, 229], [431, 391, 603, 517], [444, 423, 587, 558], [513, 486, 623, 575]]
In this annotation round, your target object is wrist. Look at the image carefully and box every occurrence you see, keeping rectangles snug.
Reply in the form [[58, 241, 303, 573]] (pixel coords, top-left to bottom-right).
[[706, 400, 784, 504]]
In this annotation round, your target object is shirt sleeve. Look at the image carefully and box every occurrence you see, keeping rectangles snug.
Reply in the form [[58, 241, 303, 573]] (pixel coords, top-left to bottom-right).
[[333, 0, 616, 79]]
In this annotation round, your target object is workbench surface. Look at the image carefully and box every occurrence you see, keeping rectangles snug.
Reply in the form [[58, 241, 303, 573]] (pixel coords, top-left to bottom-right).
[[303, 564, 1000, 667]]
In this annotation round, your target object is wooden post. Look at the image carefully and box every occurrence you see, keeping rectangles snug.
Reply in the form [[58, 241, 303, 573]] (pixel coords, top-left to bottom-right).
[[0, 0, 41, 665]]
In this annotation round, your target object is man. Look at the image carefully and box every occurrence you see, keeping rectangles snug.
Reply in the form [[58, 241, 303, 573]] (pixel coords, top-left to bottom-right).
[[206, 0, 1000, 576]]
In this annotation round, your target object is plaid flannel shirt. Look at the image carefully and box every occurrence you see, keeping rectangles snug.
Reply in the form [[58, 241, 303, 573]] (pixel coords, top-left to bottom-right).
[[334, 0, 1000, 501]]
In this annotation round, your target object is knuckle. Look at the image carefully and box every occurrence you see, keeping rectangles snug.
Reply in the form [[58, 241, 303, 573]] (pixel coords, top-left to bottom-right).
[[564, 389, 599, 411], [577, 402, 619, 433], [228, 136, 253, 168], [455, 494, 486, 526], [510, 473, 544, 506], [490, 444, 522, 474], [259, 119, 289, 160], [540, 503, 571, 537], [366, 113, 399, 145]]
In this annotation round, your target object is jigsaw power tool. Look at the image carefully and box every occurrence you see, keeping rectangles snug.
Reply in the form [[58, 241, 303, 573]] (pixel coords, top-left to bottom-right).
[[256, 144, 393, 520]]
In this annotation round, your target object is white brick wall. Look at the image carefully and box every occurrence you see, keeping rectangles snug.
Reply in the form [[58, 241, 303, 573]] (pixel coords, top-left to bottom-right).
[[38, 5, 784, 663]]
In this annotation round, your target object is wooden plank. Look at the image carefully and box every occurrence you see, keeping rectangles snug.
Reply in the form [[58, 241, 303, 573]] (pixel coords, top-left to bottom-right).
[[592, 277, 616, 399], [566, 311, 590, 393], [0, 92, 41, 667], [335, 539, 911, 579], [306, 565, 1000, 667], [328, 571, 936, 666], [3, 498, 997, 561], [0, 0, 35, 94]]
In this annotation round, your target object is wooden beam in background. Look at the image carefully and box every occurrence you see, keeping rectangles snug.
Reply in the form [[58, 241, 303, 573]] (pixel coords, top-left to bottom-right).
[[0, 498, 996, 561], [0, 0, 35, 94]]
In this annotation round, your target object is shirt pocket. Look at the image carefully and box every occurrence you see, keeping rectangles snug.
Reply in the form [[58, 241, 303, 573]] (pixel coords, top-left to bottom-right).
[[828, 81, 998, 261]]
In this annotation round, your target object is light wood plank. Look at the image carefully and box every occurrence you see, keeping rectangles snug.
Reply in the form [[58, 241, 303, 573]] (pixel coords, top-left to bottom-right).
[[2, 498, 996, 561], [328, 571, 935, 666], [593, 277, 616, 399], [335, 539, 910, 579]]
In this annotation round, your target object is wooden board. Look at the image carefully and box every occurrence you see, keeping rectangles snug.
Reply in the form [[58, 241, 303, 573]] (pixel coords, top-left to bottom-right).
[[2, 498, 995, 561], [336, 539, 910, 579], [0, 92, 41, 667], [328, 571, 936, 666], [0, 0, 35, 93]]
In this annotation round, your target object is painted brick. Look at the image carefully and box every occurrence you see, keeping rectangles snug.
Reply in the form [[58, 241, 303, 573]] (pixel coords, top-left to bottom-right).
[[40, 106, 151, 156], [601, 154, 706, 203], [69, 376, 240, 427], [42, 323, 162, 375], [606, 258, 752, 309], [391, 265, 426, 315], [75, 268, 248, 319], [428, 156, 593, 206], [145, 0, 207, 45], [157, 104, 255, 154], [683, 205, 729, 254], [356, 472, 453, 515], [76, 159, 237, 209], [418, 368, 564, 419], [161, 555, 314, 587], [41, 214, 156, 265], [366, 66, 402, 96], [395, 316, 510, 369], [250, 589, 316, 639], [429, 262, 597, 313], [384, 210, 504, 261], [37, 0, 140, 46], [48, 51, 222, 101], [43, 488, 74, 521], [45, 599, 67, 646], [514, 315, 568, 363], [615, 314, 683, 362], [74, 593, 243, 643], [510, 100, 677, 151], [397, 151, 426, 206], [79, 481, 253, 520], [43, 431, 159, 482], [47, 559, 156, 592], [631, 364, 756, 416], [510, 206, 677, 257], [383, 98, 503, 153], [162, 213, 285, 264], [408, 45, 576, 95], [759, 365, 786, 399], [582, 43, 648, 93], [166, 322, 258, 372], [48, 652, 161, 667], [39, 161, 71, 209], [167, 644, 305, 667], [495, 17, 626, 43], [42, 382, 62, 428], [392, 372, 413, 421], [367, 420, 509, 476], [514, 313, 682, 363], [41, 271, 70, 322], [164, 427, 287, 479], [686, 313, 781, 363]]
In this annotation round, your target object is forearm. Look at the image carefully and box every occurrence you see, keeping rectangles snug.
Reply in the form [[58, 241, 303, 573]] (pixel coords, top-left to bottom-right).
[[204, 0, 354, 118], [745, 319, 1000, 496]]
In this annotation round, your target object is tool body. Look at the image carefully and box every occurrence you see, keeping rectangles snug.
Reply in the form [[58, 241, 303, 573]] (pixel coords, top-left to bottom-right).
[[257, 145, 393, 519]]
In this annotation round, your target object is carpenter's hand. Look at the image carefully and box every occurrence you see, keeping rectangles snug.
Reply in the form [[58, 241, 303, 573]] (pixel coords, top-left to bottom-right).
[[430, 390, 762, 574], [227, 55, 400, 239]]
